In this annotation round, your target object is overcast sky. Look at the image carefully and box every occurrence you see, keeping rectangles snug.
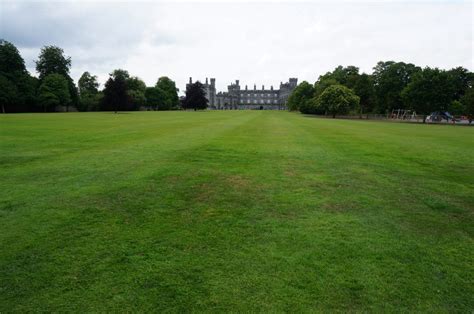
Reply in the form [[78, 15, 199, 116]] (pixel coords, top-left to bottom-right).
[[1, 0, 472, 94]]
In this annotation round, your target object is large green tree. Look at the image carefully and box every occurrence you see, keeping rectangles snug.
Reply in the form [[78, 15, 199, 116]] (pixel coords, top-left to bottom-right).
[[287, 81, 314, 112], [0, 39, 27, 74], [183, 81, 207, 110], [35, 45, 78, 110], [373, 61, 421, 113], [401, 67, 455, 122], [155, 76, 179, 110], [127, 76, 146, 109], [102, 69, 129, 112], [0, 74, 18, 113], [145, 87, 166, 110], [38, 74, 71, 112], [353, 73, 375, 117], [460, 87, 474, 124], [0, 40, 38, 112], [314, 77, 339, 99], [316, 84, 360, 118], [78, 71, 99, 95], [322, 65, 360, 89], [78, 71, 101, 111], [447, 67, 473, 100]]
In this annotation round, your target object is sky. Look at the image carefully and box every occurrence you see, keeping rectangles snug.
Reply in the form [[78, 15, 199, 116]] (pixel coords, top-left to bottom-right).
[[1, 0, 472, 94]]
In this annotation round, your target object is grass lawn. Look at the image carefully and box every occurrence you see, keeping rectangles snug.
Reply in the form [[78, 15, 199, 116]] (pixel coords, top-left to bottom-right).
[[0, 111, 473, 311]]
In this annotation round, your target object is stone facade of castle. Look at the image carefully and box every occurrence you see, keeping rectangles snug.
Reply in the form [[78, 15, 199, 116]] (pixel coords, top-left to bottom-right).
[[186, 77, 298, 110]]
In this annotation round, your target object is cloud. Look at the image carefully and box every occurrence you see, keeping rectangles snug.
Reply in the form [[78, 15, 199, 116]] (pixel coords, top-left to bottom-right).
[[1, 0, 472, 94]]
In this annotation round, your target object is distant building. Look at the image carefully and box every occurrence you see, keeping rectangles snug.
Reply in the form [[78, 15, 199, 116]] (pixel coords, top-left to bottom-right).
[[186, 77, 298, 110]]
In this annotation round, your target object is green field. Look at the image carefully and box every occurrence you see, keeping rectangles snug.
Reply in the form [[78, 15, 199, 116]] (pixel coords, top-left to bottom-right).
[[0, 111, 473, 311]]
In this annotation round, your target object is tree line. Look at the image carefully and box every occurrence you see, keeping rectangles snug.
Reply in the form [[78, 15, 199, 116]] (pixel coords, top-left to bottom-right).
[[287, 63, 474, 122], [0, 40, 180, 113]]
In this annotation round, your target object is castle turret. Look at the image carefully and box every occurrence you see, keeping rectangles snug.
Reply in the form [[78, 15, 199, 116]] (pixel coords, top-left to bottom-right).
[[210, 78, 215, 87], [189, 77, 192, 84], [289, 78, 298, 87], [206, 77, 208, 84], [254, 84, 256, 90], [262, 85, 264, 90]]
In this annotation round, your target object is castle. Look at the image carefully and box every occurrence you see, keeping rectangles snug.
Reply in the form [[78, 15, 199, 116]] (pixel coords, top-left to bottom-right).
[[186, 77, 298, 110]]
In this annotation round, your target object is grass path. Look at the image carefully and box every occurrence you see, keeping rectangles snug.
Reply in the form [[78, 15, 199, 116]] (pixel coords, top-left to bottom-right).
[[0, 111, 473, 311]]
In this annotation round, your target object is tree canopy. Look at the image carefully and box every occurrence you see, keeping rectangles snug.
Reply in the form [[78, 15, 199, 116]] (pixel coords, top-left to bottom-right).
[[0, 40, 38, 112], [0, 40, 27, 75], [315, 84, 359, 118], [372, 61, 421, 112], [183, 81, 208, 110], [102, 69, 129, 112], [127, 76, 147, 109], [35, 46, 72, 80], [0, 74, 18, 113], [287, 81, 314, 112], [78, 71, 99, 95], [460, 87, 474, 123], [78, 71, 101, 111], [353, 73, 375, 116], [401, 67, 455, 122], [145, 87, 166, 110], [35, 45, 78, 108], [155, 76, 179, 110], [38, 74, 71, 112]]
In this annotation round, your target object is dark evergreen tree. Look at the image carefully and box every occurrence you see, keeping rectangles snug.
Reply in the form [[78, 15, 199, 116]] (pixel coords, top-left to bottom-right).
[[102, 70, 129, 112], [183, 81, 208, 110]]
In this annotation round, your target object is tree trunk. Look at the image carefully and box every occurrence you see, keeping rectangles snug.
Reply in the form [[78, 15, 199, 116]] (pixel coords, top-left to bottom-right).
[[423, 116, 426, 123], [1, 104, 5, 114], [332, 113, 336, 118]]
